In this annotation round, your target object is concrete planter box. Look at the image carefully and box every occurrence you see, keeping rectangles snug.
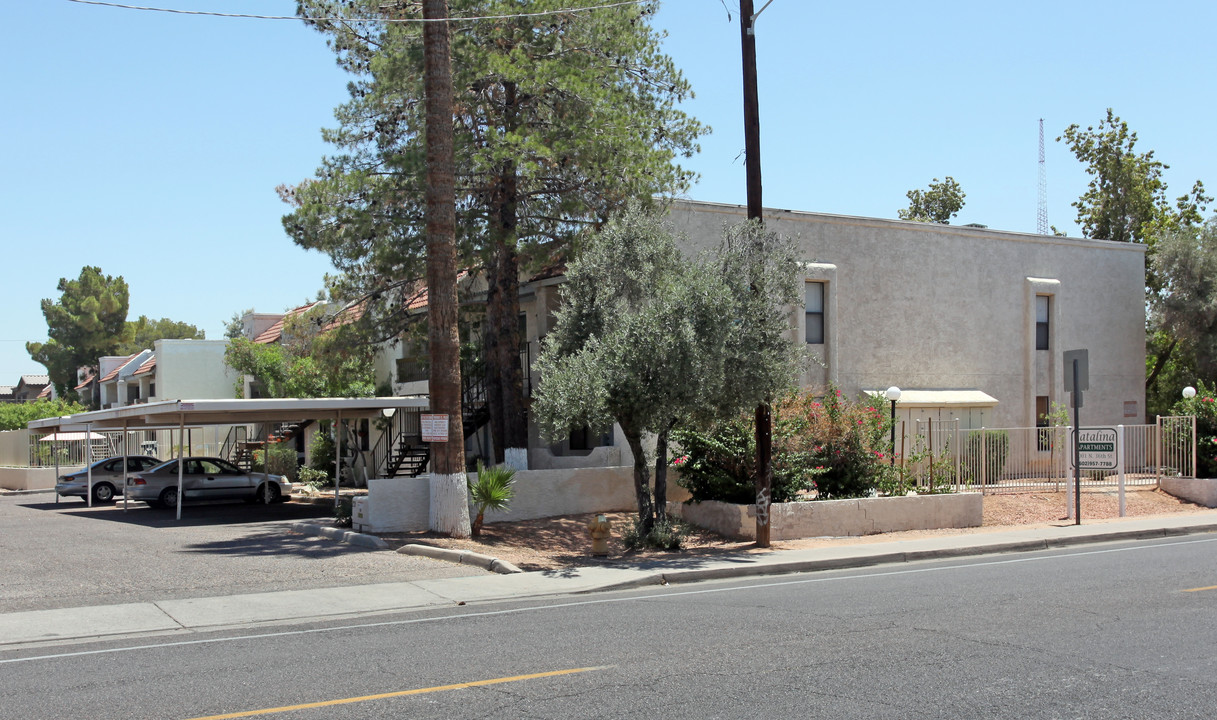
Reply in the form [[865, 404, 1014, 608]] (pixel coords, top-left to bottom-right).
[[670, 493, 984, 541], [1160, 477, 1217, 508], [0, 466, 82, 491], [352, 466, 693, 534]]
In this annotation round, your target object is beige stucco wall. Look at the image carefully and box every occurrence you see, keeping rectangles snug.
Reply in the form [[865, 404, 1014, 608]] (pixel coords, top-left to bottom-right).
[[152, 340, 240, 401], [0, 467, 75, 491], [666, 200, 1147, 429], [672, 493, 984, 540]]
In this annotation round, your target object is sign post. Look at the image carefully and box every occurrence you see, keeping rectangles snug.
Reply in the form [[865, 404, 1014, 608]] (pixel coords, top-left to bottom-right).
[[1064, 349, 1089, 524]]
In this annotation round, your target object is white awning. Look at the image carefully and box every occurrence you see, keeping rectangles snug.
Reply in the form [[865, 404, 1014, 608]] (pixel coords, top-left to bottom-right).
[[864, 389, 999, 407], [37, 431, 107, 442]]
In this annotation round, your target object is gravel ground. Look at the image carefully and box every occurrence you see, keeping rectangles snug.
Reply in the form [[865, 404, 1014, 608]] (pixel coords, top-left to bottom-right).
[[380, 487, 1215, 572]]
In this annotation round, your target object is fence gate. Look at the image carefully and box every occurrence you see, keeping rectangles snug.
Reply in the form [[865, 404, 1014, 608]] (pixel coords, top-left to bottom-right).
[[1157, 415, 1197, 481]]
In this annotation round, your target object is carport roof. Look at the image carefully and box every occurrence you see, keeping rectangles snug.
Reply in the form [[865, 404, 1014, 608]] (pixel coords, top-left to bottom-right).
[[863, 389, 999, 407], [27, 397, 430, 432]]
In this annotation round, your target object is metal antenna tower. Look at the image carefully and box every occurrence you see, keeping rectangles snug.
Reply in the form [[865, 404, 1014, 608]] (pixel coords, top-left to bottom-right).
[[1037, 118, 1049, 234]]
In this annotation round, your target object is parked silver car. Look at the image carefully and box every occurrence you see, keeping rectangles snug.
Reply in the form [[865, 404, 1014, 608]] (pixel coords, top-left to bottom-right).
[[126, 457, 292, 510], [55, 456, 162, 504]]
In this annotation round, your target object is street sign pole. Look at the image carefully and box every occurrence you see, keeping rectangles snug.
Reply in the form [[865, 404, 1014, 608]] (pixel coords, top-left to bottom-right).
[[1073, 359, 1081, 525]]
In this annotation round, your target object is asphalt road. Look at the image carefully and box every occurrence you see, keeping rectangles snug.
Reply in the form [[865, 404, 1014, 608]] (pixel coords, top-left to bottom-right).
[[4, 534, 1216, 719], [0, 493, 484, 613]]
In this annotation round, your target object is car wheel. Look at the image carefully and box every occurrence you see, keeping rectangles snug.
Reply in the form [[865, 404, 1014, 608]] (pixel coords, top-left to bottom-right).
[[158, 487, 179, 510], [92, 483, 116, 504], [256, 483, 282, 504]]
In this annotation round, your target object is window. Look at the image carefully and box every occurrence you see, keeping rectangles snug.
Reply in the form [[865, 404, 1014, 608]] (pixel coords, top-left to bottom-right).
[[1035, 295, 1050, 350], [805, 282, 825, 344]]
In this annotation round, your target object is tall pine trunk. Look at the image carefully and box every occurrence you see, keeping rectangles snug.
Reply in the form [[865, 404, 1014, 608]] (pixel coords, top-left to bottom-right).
[[483, 84, 529, 466]]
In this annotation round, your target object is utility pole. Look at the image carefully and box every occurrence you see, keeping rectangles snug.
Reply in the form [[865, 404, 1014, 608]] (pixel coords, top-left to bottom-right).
[[740, 0, 771, 547], [422, 0, 471, 537]]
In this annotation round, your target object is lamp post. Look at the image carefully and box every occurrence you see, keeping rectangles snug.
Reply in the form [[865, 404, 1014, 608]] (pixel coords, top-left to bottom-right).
[[1183, 386, 1197, 400], [885, 386, 901, 467]]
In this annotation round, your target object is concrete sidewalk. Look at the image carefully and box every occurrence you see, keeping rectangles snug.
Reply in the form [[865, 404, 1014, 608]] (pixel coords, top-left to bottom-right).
[[3, 513, 1216, 648]]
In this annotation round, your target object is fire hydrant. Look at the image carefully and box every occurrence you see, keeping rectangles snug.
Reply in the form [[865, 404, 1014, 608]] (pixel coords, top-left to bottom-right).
[[587, 514, 612, 556]]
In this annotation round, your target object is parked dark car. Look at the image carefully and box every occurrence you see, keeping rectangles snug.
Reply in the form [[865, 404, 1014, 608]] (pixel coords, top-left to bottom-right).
[[55, 456, 162, 504], [126, 457, 291, 510]]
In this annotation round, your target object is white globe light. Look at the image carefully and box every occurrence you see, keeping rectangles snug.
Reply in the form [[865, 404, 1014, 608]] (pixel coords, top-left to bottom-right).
[[886, 386, 902, 402], [1183, 386, 1197, 399]]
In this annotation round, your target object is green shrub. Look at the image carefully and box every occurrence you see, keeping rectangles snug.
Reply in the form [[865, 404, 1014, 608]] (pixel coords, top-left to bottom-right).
[[780, 387, 896, 499], [622, 517, 686, 551], [1172, 381, 1217, 479], [309, 423, 336, 477], [672, 415, 820, 505], [252, 441, 298, 482], [297, 466, 332, 489]]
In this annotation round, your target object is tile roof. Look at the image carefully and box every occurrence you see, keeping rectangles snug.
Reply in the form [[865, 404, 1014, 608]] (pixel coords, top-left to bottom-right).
[[74, 370, 96, 391], [253, 302, 323, 344], [19, 374, 49, 386], [99, 354, 140, 383], [36, 384, 52, 399], [132, 355, 157, 377]]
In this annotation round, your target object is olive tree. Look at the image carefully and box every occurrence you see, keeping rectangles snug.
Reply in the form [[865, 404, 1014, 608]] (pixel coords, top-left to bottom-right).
[[532, 206, 802, 533]]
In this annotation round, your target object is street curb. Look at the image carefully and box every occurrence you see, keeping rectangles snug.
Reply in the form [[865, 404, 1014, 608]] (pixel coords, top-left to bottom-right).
[[288, 522, 389, 550], [582, 522, 1217, 593], [397, 543, 523, 574]]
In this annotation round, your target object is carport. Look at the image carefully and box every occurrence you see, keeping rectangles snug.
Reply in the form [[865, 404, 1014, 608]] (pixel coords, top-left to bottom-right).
[[28, 397, 429, 520]]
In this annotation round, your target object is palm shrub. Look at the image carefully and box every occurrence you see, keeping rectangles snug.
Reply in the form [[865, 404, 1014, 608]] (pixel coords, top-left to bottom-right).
[[468, 461, 517, 537]]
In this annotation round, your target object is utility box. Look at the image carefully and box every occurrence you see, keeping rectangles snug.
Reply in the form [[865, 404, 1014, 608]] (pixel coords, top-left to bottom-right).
[[352, 496, 370, 533]]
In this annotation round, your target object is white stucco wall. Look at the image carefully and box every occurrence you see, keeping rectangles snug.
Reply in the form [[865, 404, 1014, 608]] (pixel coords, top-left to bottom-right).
[[666, 200, 1147, 429], [152, 339, 240, 401]]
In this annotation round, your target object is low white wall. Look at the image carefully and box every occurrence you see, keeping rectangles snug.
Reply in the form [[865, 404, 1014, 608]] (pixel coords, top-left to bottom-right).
[[671, 493, 984, 540], [527, 446, 623, 470], [353, 476, 430, 533], [0, 466, 79, 491], [1160, 477, 1217, 508], [352, 466, 693, 534]]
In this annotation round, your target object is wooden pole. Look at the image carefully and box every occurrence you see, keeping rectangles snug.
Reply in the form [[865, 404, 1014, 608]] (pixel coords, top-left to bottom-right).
[[740, 0, 771, 547]]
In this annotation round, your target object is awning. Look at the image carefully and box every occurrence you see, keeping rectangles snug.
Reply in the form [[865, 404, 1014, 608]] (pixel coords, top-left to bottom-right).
[[37, 431, 107, 442], [864, 389, 999, 407]]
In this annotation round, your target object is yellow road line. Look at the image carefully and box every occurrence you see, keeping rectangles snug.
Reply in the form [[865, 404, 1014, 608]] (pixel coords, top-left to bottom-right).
[[1183, 585, 1217, 593], [184, 666, 610, 720]]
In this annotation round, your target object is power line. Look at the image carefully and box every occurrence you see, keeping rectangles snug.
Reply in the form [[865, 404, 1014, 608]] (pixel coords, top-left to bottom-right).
[[66, 0, 647, 23]]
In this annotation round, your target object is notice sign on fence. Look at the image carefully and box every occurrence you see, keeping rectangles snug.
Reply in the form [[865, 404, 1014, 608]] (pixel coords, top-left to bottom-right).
[[1072, 427, 1118, 470], [421, 414, 449, 443]]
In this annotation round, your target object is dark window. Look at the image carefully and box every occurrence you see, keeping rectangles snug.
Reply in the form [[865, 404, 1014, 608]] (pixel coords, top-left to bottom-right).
[[1036, 295, 1050, 350], [805, 282, 825, 344]]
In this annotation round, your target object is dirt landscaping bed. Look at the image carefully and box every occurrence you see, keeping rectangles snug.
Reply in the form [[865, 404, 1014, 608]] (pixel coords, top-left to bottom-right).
[[375, 488, 1214, 572]]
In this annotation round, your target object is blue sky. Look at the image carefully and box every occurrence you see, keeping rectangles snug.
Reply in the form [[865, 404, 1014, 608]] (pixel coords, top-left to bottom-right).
[[3, 1, 1214, 382]]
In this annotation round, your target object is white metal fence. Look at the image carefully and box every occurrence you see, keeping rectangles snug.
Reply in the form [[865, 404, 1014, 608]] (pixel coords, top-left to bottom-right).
[[2, 426, 242, 469], [898, 417, 1196, 494]]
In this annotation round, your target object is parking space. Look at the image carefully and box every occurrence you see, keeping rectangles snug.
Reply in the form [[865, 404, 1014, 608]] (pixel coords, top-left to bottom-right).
[[0, 493, 485, 614]]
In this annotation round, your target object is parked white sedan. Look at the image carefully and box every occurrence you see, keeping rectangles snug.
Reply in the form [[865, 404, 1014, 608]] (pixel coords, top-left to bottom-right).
[[126, 457, 292, 510]]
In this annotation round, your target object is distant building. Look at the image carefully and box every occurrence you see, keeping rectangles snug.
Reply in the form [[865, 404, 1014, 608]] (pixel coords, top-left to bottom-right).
[[13, 375, 50, 403]]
